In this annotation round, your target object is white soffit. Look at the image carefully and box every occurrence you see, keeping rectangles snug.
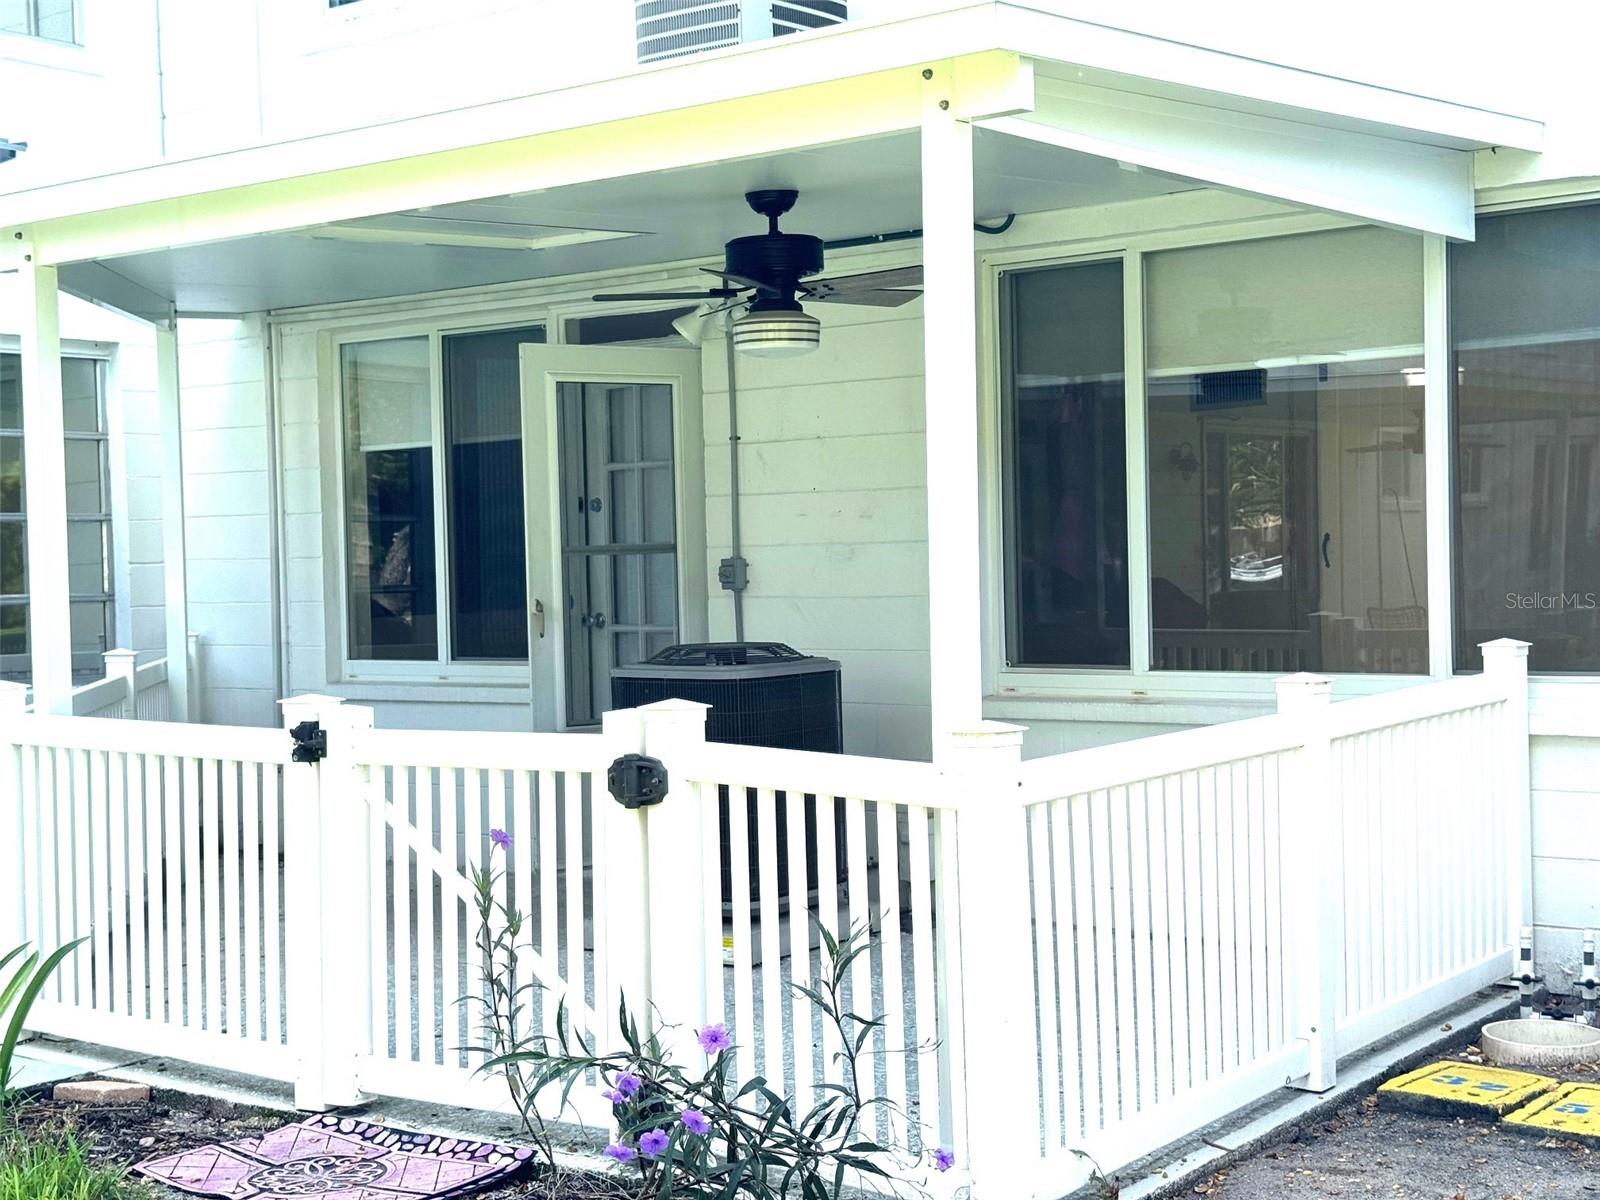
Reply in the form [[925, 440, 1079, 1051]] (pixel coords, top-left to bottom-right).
[[984, 76, 1477, 240]]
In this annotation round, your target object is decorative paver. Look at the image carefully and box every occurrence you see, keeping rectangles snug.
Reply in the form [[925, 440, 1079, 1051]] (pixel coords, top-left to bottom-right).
[[136, 1115, 534, 1200], [1377, 1060, 1557, 1117], [1502, 1081, 1600, 1143]]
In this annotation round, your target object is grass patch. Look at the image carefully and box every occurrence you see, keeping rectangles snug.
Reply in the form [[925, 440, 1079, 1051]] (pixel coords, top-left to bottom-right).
[[0, 1119, 149, 1200]]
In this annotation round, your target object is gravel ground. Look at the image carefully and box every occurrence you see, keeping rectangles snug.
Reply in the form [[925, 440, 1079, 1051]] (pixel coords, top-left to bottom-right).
[[1199, 1044, 1600, 1200]]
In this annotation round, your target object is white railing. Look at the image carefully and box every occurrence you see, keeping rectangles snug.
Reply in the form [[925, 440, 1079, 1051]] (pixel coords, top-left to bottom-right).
[[27, 644, 196, 720], [1014, 640, 1529, 1194], [0, 640, 1532, 1200], [675, 739, 958, 1156], [1018, 715, 1305, 1174], [0, 691, 296, 1084]]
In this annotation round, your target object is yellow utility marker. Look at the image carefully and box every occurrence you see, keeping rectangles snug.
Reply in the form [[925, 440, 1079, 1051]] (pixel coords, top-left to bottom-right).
[[1503, 1082, 1600, 1142], [1378, 1060, 1557, 1117]]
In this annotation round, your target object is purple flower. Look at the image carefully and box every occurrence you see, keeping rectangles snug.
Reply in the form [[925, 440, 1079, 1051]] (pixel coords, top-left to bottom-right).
[[489, 829, 512, 852], [697, 1023, 731, 1054], [639, 1130, 670, 1158], [933, 1148, 955, 1173], [615, 1071, 643, 1097], [601, 1088, 624, 1105], [679, 1108, 711, 1137], [603, 1143, 636, 1164]]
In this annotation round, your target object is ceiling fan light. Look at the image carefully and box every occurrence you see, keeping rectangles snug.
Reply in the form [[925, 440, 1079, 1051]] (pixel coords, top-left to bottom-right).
[[732, 308, 821, 358]]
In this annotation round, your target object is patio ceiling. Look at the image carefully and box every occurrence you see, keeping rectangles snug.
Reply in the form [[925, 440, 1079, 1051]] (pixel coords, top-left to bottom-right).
[[57, 128, 1195, 321]]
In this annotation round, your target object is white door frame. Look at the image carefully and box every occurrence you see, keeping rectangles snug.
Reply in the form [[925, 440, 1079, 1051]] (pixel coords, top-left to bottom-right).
[[519, 345, 706, 731]]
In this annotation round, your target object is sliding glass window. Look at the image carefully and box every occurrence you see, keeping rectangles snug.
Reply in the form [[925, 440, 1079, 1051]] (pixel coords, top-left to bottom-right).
[[1144, 226, 1427, 673], [1001, 259, 1129, 668], [1451, 205, 1600, 672], [343, 338, 437, 661]]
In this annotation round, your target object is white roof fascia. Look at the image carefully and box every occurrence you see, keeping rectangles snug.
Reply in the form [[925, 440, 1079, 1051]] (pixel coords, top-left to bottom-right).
[[0, 2, 1540, 258], [985, 76, 1477, 239]]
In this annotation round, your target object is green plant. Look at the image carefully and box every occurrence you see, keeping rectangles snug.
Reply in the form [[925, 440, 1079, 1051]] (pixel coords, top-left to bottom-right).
[[0, 1123, 146, 1200], [1, 940, 85, 1105], [470, 830, 947, 1198]]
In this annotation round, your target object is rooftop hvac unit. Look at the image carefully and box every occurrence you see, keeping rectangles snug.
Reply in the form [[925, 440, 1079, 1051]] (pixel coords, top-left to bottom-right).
[[635, 0, 847, 64], [612, 642, 844, 914]]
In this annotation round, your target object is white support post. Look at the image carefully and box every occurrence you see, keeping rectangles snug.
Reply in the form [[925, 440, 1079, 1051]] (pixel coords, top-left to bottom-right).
[[641, 699, 711, 1062], [944, 721, 1037, 1197], [0, 681, 29, 952], [1482, 639, 1533, 945], [186, 632, 203, 723], [103, 647, 137, 718], [158, 326, 191, 722], [1276, 673, 1340, 1092], [18, 253, 72, 714], [921, 67, 985, 753], [1422, 235, 1455, 678], [599, 705, 653, 1048], [280, 693, 373, 1110]]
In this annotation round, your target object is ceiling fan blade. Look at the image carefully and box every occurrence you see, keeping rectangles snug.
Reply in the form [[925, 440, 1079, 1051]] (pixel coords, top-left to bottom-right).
[[803, 266, 924, 306], [590, 289, 742, 302], [814, 266, 924, 292], [806, 288, 922, 308], [699, 266, 776, 294]]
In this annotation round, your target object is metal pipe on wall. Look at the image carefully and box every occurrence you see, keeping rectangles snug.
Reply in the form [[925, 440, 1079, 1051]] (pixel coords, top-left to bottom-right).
[[724, 311, 746, 641]]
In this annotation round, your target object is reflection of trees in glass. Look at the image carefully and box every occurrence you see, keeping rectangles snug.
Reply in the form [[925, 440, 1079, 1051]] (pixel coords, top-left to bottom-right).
[[1228, 436, 1285, 583]]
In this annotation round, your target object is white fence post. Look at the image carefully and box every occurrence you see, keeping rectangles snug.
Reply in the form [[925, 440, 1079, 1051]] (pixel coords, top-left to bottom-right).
[[103, 648, 137, 719], [943, 721, 1038, 1197], [1482, 639, 1533, 947], [598, 705, 653, 1047], [280, 694, 374, 1110], [641, 700, 711, 1062], [0, 682, 28, 953], [1276, 673, 1340, 1092], [187, 633, 204, 724]]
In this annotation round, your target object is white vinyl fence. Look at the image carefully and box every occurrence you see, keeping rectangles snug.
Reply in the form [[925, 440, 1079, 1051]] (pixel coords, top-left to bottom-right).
[[0, 641, 1533, 1200]]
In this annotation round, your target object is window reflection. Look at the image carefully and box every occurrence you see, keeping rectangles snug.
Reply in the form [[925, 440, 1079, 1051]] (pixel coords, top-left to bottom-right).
[[1146, 227, 1428, 673], [1451, 206, 1600, 672]]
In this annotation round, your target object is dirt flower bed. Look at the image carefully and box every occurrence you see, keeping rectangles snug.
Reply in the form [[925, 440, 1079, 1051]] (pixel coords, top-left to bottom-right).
[[7, 1091, 626, 1200]]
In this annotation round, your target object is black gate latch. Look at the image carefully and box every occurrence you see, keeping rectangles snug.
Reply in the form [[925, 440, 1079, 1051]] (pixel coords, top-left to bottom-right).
[[608, 754, 668, 809], [290, 720, 327, 763]]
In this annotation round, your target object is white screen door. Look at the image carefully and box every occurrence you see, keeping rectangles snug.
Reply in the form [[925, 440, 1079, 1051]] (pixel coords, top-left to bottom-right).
[[520, 346, 705, 730]]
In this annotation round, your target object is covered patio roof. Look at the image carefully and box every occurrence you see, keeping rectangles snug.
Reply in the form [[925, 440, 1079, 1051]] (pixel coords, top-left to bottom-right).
[[0, 1, 1544, 322]]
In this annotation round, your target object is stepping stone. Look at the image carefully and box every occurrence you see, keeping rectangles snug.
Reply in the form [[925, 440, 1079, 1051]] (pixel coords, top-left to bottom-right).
[[1377, 1059, 1556, 1117], [1503, 1082, 1600, 1143], [53, 1080, 151, 1104]]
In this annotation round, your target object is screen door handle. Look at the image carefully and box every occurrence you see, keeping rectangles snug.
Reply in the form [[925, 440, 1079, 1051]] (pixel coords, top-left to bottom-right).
[[1321, 532, 1332, 568], [533, 599, 545, 639]]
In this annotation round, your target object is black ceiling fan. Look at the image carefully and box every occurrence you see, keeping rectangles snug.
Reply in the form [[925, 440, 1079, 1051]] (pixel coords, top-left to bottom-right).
[[591, 188, 924, 316]]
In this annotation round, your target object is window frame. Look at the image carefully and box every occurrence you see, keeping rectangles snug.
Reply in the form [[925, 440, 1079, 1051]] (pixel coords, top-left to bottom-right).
[[0, 0, 80, 45], [0, 349, 116, 681], [329, 295, 706, 685], [979, 210, 1450, 712]]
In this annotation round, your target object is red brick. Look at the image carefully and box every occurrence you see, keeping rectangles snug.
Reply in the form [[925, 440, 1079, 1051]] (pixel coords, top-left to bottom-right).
[[52, 1080, 150, 1104]]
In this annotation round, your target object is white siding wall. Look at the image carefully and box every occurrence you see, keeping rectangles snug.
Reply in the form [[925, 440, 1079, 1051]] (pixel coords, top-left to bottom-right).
[[702, 304, 932, 760], [1530, 734, 1600, 993], [177, 317, 278, 726]]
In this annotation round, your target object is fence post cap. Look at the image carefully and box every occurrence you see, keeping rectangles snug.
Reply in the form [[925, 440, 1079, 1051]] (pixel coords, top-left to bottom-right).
[[278, 693, 347, 724], [1480, 638, 1532, 657], [0, 679, 28, 710], [102, 647, 138, 664], [637, 698, 712, 716]]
